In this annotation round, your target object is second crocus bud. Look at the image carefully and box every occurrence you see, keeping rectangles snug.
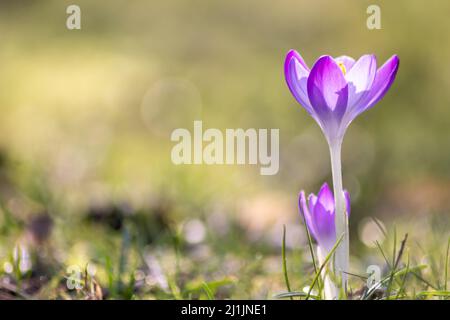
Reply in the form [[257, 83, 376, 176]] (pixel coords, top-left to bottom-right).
[[299, 182, 350, 299]]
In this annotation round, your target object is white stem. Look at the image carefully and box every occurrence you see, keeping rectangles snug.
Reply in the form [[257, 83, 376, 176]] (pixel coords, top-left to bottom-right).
[[317, 246, 338, 300], [329, 140, 349, 297]]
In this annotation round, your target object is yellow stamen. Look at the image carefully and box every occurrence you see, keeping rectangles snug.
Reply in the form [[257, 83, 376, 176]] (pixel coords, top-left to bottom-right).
[[338, 62, 347, 75]]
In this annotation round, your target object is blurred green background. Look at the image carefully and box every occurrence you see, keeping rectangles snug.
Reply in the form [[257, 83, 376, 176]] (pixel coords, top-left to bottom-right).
[[0, 0, 448, 299]]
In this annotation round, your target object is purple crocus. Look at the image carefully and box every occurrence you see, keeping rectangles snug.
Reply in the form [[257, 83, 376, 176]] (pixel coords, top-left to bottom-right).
[[286, 51, 399, 295], [284, 51, 399, 144], [299, 183, 350, 253]]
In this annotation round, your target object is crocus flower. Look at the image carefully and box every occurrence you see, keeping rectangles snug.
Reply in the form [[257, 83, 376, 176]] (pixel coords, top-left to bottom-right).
[[299, 183, 350, 253], [284, 51, 399, 144], [286, 51, 399, 296], [299, 182, 351, 299]]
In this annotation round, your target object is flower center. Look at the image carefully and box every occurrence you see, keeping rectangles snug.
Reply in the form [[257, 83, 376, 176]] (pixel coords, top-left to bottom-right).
[[338, 62, 347, 75]]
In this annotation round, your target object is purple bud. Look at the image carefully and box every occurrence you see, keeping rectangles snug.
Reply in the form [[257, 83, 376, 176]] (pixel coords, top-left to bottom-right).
[[299, 183, 350, 252]]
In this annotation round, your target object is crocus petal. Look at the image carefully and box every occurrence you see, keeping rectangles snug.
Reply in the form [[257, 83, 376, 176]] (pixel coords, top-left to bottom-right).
[[285, 49, 309, 71], [362, 55, 400, 111], [307, 56, 349, 119], [345, 54, 377, 108], [317, 182, 334, 212], [308, 193, 318, 216], [312, 201, 336, 250], [344, 190, 351, 216], [335, 55, 355, 72], [284, 50, 314, 115], [299, 191, 318, 241]]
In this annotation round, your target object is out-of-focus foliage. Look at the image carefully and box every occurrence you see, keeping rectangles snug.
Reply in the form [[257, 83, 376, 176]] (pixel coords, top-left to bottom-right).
[[0, 0, 448, 299]]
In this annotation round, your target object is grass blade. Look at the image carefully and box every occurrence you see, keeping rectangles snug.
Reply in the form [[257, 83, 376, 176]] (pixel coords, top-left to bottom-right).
[[300, 210, 323, 295], [282, 225, 293, 300], [374, 240, 392, 270], [306, 233, 344, 300], [371, 217, 387, 238], [416, 291, 450, 298], [386, 233, 408, 298], [445, 237, 449, 292], [395, 253, 410, 299], [274, 291, 320, 300], [201, 282, 214, 300], [301, 213, 318, 274]]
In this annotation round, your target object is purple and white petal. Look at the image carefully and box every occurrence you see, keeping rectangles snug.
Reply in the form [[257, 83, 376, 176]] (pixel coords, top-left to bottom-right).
[[307, 56, 349, 118], [335, 55, 356, 72], [284, 50, 314, 115], [345, 54, 377, 108], [299, 191, 318, 241], [312, 201, 336, 250], [308, 193, 318, 216], [362, 55, 400, 111], [317, 183, 335, 212]]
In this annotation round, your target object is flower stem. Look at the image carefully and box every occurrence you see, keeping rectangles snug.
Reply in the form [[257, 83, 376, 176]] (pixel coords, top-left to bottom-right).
[[317, 246, 337, 299], [329, 140, 349, 297]]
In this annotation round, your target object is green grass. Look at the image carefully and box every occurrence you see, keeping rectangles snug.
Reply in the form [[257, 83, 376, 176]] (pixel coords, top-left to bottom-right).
[[0, 197, 448, 300]]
